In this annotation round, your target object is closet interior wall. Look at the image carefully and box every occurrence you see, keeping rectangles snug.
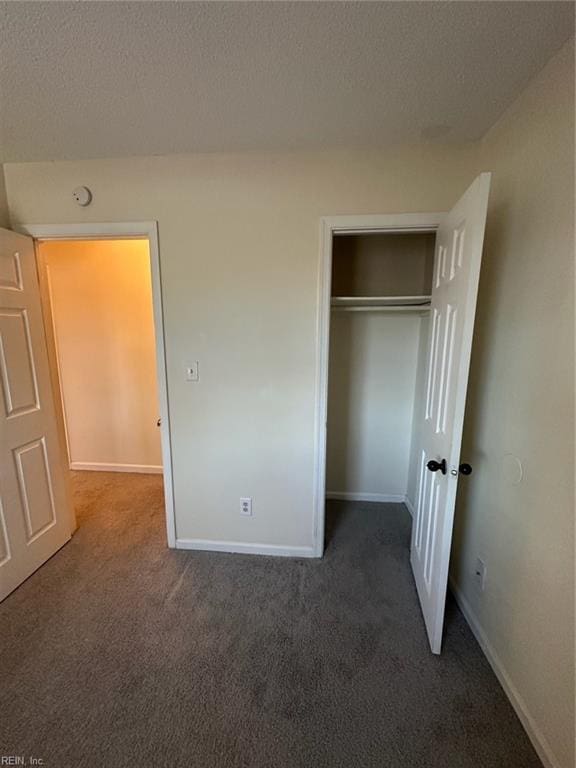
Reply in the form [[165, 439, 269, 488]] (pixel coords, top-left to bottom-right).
[[326, 232, 435, 506]]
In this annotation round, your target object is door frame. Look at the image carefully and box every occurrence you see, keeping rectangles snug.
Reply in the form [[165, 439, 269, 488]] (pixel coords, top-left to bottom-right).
[[18, 221, 177, 548], [313, 213, 444, 557]]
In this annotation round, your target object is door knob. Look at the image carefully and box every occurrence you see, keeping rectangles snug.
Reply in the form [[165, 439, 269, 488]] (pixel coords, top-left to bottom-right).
[[459, 463, 472, 475], [157, 418, 161, 427], [427, 459, 447, 475]]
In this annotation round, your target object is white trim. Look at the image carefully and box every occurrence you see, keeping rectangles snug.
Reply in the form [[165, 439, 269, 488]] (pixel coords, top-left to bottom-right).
[[70, 462, 163, 475], [321, 213, 444, 234], [20, 221, 177, 548], [175, 538, 316, 558], [404, 496, 415, 517], [449, 577, 561, 768], [312, 213, 444, 558], [20, 221, 157, 240], [326, 492, 406, 503]]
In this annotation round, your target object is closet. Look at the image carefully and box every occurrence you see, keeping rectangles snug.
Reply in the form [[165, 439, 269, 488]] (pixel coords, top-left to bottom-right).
[[320, 174, 490, 654], [326, 231, 435, 511]]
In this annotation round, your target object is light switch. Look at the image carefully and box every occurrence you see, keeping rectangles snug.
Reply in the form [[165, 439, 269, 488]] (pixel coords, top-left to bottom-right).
[[185, 362, 199, 382]]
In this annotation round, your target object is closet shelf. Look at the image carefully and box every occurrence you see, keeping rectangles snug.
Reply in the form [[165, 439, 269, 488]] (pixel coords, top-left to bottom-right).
[[330, 295, 431, 312]]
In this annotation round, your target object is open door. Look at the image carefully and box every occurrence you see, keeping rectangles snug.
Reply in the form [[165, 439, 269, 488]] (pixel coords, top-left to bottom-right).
[[411, 173, 491, 653], [0, 227, 73, 601]]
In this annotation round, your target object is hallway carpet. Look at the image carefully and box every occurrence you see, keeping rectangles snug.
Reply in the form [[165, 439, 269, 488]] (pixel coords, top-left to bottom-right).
[[0, 472, 541, 768]]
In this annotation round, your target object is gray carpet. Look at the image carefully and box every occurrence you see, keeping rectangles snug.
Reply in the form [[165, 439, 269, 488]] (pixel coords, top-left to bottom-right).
[[0, 471, 541, 768]]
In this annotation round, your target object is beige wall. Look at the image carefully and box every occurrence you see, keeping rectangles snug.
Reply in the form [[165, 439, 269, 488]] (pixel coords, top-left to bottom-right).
[[327, 313, 421, 499], [452, 40, 574, 768], [3, 146, 477, 547], [39, 239, 162, 472]]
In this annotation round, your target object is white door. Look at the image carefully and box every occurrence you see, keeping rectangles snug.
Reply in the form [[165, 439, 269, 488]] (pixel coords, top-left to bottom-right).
[[411, 173, 491, 654], [0, 227, 73, 601]]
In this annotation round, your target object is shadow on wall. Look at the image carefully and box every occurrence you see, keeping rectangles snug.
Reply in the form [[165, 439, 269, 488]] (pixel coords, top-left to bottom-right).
[[324, 500, 349, 551], [326, 313, 355, 493], [451, 198, 510, 577]]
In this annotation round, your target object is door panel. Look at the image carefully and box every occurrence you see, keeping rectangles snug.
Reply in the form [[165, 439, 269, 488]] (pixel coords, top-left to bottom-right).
[[411, 173, 491, 653], [0, 308, 40, 416], [0, 248, 23, 290], [14, 438, 57, 541], [0, 228, 73, 601]]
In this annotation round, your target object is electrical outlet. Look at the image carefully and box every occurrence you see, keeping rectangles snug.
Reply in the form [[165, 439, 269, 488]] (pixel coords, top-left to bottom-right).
[[240, 497, 252, 517], [474, 557, 486, 592]]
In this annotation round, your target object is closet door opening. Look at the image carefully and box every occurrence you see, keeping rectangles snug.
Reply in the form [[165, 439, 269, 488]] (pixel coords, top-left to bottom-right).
[[317, 174, 490, 654], [326, 232, 435, 513], [322, 226, 439, 655]]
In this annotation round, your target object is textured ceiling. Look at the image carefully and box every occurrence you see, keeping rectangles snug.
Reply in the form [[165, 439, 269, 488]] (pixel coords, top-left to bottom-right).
[[0, 1, 573, 162]]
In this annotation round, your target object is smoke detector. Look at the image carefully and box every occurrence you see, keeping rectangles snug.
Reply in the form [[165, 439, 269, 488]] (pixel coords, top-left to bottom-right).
[[72, 186, 92, 207]]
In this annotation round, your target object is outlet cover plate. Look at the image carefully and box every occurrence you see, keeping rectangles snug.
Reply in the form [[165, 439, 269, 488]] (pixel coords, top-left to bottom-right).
[[240, 497, 252, 516], [475, 557, 486, 591]]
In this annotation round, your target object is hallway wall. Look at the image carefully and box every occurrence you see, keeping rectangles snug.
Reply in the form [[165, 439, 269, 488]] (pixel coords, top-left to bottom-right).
[[39, 239, 162, 473]]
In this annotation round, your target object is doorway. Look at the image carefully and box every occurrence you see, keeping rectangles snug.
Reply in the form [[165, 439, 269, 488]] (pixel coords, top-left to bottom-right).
[[326, 230, 436, 506], [313, 174, 491, 653], [38, 238, 161, 473], [0, 221, 174, 602], [23, 222, 176, 549], [313, 212, 442, 557]]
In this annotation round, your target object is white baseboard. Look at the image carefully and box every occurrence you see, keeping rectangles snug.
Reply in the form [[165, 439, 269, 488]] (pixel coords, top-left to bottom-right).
[[70, 462, 163, 475], [175, 538, 317, 558], [404, 496, 415, 517], [326, 491, 406, 503], [449, 577, 560, 768]]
